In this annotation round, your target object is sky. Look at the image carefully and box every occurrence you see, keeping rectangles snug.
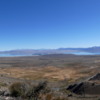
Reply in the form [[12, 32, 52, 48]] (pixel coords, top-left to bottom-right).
[[0, 0, 100, 50]]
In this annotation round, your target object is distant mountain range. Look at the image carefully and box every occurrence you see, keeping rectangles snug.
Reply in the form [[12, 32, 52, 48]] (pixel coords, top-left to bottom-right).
[[0, 46, 100, 55], [59, 46, 100, 53]]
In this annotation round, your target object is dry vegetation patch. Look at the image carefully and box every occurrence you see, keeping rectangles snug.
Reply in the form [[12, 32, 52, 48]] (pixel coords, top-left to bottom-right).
[[0, 66, 81, 81]]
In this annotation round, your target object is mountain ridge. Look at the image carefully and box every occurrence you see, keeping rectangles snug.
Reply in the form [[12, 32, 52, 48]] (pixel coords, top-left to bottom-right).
[[0, 46, 100, 55]]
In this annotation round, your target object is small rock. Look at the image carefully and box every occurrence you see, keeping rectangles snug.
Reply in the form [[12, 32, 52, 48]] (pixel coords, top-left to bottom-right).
[[68, 94, 73, 97], [4, 91, 11, 96], [0, 96, 5, 100], [0, 91, 5, 96], [5, 97, 14, 100]]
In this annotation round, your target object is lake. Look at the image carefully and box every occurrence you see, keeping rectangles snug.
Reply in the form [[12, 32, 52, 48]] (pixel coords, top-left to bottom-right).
[[0, 52, 100, 57], [0, 54, 33, 57], [70, 52, 100, 55]]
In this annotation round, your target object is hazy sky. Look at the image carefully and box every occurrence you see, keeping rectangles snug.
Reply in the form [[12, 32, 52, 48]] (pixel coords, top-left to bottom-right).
[[0, 0, 100, 50]]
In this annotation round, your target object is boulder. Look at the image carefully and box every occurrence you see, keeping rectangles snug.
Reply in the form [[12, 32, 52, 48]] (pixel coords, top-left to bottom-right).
[[89, 73, 100, 81], [67, 81, 100, 95], [67, 82, 84, 95]]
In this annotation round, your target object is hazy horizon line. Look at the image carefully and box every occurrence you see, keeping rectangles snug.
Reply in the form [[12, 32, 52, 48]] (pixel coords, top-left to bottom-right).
[[0, 46, 100, 51]]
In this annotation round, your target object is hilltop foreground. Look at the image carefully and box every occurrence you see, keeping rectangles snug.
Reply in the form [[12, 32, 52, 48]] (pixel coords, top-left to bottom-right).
[[0, 54, 100, 100]]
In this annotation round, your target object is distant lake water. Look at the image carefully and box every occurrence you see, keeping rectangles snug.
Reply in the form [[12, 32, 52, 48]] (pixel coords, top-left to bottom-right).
[[0, 52, 100, 57], [0, 54, 33, 57], [70, 52, 100, 55]]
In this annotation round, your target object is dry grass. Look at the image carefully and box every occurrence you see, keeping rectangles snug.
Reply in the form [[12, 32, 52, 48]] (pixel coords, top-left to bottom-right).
[[0, 65, 98, 83], [0, 67, 72, 80]]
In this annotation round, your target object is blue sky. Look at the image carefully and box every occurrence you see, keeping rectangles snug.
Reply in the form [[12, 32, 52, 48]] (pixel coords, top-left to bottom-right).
[[0, 0, 100, 50]]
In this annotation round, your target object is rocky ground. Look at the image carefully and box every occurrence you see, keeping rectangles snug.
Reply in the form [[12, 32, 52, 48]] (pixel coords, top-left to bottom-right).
[[0, 73, 99, 100]]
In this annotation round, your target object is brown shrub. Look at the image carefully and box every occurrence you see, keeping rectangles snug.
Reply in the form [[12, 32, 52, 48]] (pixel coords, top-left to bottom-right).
[[9, 82, 27, 97]]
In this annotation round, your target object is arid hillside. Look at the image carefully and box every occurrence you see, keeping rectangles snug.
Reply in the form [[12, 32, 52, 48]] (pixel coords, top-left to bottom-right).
[[0, 54, 100, 100]]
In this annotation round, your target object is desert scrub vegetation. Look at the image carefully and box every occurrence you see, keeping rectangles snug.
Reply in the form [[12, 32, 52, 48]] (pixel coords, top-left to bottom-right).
[[8, 81, 69, 100], [9, 82, 28, 97], [0, 82, 7, 87], [9, 81, 49, 100]]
